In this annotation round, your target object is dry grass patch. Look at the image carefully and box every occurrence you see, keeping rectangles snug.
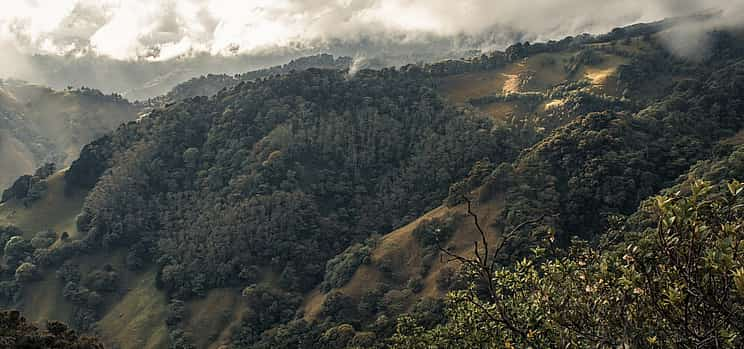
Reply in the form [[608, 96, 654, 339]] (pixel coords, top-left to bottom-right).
[[437, 70, 510, 104], [721, 129, 744, 146], [306, 191, 507, 314], [20, 270, 74, 325], [0, 170, 86, 239], [97, 269, 169, 349], [185, 288, 245, 349]]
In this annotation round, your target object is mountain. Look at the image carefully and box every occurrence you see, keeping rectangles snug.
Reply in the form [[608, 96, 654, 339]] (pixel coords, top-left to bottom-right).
[[155, 54, 356, 104], [0, 81, 140, 190], [0, 53, 363, 191], [1, 15, 744, 348], [3, 44, 483, 101]]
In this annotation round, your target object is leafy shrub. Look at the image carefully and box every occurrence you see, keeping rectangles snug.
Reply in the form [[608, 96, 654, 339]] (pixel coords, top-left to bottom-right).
[[83, 266, 119, 293], [411, 215, 460, 250], [0, 310, 103, 348], [233, 284, 302, 347], [319, 291, 357, 323], [30, 230, 56, 249], [0, 226, 23, 252], [565, 48, 603, 76], [14, 262, 39, 283], [319, 323, 356, 348], [320, 237, 377, 292], [56, 262, 81, 283], [406, 276, 423, 294], [4, 236, 32, 266]]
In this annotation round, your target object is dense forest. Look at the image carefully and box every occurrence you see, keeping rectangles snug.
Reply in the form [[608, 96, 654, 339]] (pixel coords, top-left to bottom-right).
[[0, 310, 102, 348], [1, 14, 744, 348], [155, 54, 355, 104]]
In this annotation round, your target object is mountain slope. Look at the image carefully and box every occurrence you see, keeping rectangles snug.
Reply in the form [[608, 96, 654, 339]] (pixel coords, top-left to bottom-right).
[[158, 54, 355, 104], [0, 81, 140, 189]]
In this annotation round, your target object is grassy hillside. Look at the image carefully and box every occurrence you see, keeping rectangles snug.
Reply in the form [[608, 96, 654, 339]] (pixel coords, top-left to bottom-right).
[[0, 170, 85, 239], [303, 193, 505, 320], [437, 40, 635, 124], [0, 171, 168, 348], [0, 131, 35, 187], [0, 81, 140, 189], [97, 269, 169, 349]]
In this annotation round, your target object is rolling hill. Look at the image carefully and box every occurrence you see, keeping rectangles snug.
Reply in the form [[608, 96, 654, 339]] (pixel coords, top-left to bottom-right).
[[0, 81, 140, 189]]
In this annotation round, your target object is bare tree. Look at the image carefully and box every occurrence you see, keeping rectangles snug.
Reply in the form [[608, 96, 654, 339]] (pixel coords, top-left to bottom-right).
[[436, 194, 546, 343]]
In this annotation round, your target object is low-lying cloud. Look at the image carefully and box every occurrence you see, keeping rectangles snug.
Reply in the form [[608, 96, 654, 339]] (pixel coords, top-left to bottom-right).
[[1, 0, 742, 99], [2, 0, 743, 61]]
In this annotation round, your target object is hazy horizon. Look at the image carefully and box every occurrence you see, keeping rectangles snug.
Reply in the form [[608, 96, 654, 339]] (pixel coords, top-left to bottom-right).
[[1, 0, 743, 99]]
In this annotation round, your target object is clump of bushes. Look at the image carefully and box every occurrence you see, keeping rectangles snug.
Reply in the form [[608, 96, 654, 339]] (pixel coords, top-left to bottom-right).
[[565, 48, 603, 76], [411, 215, 460, 250], [30, 230, 56, 249], [320, 237, 378, 292], [1, 163, 55, 205]]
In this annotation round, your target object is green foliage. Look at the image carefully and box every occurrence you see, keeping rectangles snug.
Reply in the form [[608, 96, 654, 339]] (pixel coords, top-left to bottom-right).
[[435, 266, 460, 292], [564, 48, 603, 76], [4, 236, 31, 266], [320, 237, 377, 292], [233, 284, 302, 347], [68, 68, 515, 298], [393, 180, 744, 348], [14, 262, 39, 283], [2, 164, 55, 205], [320, 291, 358, 323], [411, 215, 460, 249], [158, 54, 353, 104], [10, 22, 744, 349], [446, 160, 496, 206], [319, 323, 356, 348], [0, 310, 103, 348], [491, 59, 744, 247], [0, 226, 23, 252], [1, 175, 32, 203], [55, 261, 81, 283], [30, 230, 56, 249], [83, 265, 119, 293]]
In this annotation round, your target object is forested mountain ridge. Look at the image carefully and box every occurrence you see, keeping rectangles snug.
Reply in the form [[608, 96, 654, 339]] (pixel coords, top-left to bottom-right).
[[147, 54, 355, 106], [0, 81, 140, 189], [1, 15, 744, 348]]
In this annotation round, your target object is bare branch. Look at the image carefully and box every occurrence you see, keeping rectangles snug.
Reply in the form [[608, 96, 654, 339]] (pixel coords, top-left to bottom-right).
[[433, 193, 548, 347]]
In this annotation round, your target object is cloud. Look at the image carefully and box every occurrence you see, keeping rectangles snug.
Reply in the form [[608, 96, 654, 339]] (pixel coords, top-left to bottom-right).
[[0, 0, 742, 100], [1, 0, 742, 61]]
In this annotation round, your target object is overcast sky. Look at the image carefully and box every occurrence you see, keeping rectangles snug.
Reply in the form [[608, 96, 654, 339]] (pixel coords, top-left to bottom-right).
[[1, 0, 742, 61]]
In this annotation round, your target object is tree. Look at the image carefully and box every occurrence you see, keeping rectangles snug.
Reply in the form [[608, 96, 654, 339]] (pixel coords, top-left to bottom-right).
[[15, 263, 39, 283], [30, 230, 56, 249], [0, 310, 103, 348], [4, 236, 31, 264]]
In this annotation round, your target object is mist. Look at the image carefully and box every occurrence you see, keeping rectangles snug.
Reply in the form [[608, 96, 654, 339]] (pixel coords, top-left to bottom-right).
[[1, 0, 743, 99]]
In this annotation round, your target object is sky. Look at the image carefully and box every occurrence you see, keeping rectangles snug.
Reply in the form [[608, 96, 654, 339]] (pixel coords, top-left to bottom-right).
[[1, 0, 742, 61]]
